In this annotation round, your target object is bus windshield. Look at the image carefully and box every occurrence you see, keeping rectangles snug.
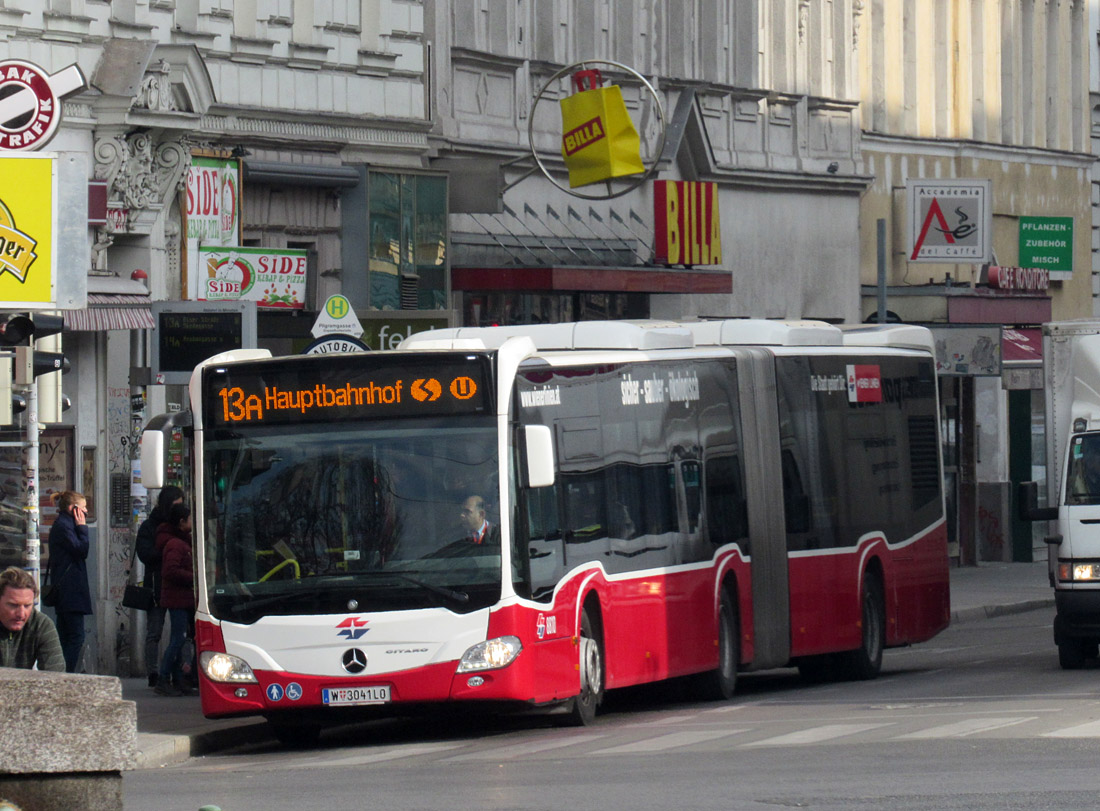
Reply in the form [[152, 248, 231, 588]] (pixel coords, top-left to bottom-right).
[[202, 417, 501, 622]]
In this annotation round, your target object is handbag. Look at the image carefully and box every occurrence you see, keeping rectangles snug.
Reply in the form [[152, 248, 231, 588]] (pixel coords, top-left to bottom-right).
[[122, 534, 156, 611], [41, 583, 59, 608], [40, 562, 68, 608], [122, 583, 156, 611]]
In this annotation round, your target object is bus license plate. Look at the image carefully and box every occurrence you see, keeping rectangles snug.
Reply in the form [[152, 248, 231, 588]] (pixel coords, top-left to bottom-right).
[[322, 685, 391, 706]]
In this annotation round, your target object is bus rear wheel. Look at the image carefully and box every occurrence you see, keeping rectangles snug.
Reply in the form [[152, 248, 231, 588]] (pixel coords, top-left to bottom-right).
[[567, 608, 604, 726], [841, 571, 885, 680], [693, 589, 738, 700]]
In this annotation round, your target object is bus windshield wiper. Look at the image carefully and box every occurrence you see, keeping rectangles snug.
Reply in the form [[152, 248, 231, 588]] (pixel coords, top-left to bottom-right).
[[382, 572, 469, 605], [228, 586, 330, 615]]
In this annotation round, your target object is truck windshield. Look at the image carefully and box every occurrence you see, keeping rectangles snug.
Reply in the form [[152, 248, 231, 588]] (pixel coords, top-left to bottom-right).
[[202, 417, 500, 622], [1066, 433, 1100, 505]]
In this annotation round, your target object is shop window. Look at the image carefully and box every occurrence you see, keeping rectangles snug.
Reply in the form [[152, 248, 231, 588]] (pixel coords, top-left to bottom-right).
[[368, 172, 447, 310]]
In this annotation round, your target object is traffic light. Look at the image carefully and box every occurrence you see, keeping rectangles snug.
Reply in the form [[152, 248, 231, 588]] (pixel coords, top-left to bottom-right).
[[0, 313, 63, 347], [0, 313, 68, 424]]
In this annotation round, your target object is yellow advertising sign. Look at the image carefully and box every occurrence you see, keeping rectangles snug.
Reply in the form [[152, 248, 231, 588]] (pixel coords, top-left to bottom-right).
[[559, 70, 645, 188], [0, 154, 54, 307]]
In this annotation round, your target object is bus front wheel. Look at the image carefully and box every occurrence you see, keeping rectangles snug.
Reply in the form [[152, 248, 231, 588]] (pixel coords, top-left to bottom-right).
[[567, 608, 604, 726]]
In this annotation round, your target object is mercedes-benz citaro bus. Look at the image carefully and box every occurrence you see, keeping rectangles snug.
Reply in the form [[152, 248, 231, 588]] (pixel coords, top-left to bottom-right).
[[140, 319, 950, 744]]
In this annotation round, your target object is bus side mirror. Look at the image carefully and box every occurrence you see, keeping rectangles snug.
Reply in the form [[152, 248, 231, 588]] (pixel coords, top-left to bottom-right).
[[1017, 481, 1058, 522], [141, 411, 193, 490], [522, 425, 555, 488]]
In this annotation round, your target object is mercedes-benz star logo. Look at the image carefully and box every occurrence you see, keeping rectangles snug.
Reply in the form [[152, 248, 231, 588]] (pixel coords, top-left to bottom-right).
[[342, 648, 367, 674]]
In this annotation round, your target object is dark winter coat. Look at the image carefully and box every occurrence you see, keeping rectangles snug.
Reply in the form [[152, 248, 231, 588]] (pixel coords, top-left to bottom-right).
[[135, 514, 163, 600], [157, 522, 195, 611], [46, 511, 92, 615]]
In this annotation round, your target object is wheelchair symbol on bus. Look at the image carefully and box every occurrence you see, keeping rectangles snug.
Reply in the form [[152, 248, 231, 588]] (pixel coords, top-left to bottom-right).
[[286, 682, 303, 701]]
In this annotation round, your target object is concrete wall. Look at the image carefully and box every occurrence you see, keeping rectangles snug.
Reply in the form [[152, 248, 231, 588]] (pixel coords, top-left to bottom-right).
[[0, 668, 136, 811]]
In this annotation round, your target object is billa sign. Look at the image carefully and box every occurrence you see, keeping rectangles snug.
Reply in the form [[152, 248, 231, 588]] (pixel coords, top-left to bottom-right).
[[654, 181, 722, 266], [906, 179, 992, 262]]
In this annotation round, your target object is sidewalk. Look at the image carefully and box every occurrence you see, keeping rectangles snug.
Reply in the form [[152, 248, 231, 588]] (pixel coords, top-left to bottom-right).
[[125, 560, 1056, 769]]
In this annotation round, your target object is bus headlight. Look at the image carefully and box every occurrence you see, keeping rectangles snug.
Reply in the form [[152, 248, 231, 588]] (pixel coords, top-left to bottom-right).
[[200, 650, 259, 683], [457, 636, 522, 672]]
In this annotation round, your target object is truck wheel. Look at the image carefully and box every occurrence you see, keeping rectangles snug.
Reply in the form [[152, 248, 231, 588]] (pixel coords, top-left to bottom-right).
[[1058, 639, 1088, 670]]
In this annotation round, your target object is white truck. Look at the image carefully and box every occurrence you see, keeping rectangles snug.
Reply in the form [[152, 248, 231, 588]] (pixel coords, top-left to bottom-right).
[[1020, 320, 1100, 669]]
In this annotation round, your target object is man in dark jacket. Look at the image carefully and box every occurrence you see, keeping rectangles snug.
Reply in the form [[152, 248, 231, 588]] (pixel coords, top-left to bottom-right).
[[46, 490, 91, 673], [0, 566, 65, 672]]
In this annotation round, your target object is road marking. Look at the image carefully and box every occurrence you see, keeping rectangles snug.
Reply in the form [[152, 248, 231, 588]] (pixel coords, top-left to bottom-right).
[[443, 733, 608, 762], [291, 742, 465, 767], [652, 714, 699, 725], [895, 717, 1036, 739], [1043, 719, 1100, 738], [590, 729, 746, 755], [744, 723, 891, 747]]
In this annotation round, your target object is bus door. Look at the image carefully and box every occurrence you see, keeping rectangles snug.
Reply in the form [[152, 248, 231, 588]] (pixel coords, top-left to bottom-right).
[[735, 349, 790, 669]]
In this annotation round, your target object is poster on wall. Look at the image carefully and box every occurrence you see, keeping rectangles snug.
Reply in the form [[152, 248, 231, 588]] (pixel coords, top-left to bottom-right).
[[0, 428, 73, 569], [196, 246, 307, 309], [185, 155, 241, 299]]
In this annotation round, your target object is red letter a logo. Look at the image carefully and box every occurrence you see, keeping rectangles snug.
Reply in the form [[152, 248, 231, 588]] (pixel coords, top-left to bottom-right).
[[910, 197, 955, 260]]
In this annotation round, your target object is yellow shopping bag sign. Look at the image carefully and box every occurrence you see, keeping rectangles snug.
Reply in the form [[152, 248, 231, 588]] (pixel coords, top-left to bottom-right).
[[559, 70, 645, 189]]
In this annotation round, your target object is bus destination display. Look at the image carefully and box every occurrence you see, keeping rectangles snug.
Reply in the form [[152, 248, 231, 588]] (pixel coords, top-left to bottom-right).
[[205, 356, 492, 426]]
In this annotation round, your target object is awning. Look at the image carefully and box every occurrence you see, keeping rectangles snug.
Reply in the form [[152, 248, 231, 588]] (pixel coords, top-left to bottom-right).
[[1003, 327, 1042, 364], [64, 293, 155, 332]]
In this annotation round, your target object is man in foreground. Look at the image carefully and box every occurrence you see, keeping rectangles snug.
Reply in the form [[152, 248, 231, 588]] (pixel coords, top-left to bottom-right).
[[0, 566, 65, 672]]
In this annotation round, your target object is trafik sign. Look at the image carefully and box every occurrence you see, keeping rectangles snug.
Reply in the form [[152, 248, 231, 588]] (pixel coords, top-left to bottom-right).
[[0, 60, 86, 151]]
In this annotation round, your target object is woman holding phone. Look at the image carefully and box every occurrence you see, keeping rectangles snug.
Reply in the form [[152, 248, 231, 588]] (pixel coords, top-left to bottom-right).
[[46, 490, 91, 672]]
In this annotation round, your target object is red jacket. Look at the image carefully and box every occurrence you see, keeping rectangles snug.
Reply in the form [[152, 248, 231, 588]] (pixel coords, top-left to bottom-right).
[[156, 522, 195, 611]]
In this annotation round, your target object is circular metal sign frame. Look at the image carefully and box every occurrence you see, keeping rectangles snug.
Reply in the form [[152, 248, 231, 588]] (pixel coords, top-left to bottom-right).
[[527, 59, 667, 201]]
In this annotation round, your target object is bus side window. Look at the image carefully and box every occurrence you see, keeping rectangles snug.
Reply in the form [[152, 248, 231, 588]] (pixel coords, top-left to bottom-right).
[[638, 465, 677, 536], [705, 455, 748, 549], [781, 449, 812, 535], [682, 461, 702, 534], [526, 483, 563, 601]]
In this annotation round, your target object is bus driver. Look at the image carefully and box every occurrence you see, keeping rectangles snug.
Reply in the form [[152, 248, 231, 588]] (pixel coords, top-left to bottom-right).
[[460, 495, 499, 546]]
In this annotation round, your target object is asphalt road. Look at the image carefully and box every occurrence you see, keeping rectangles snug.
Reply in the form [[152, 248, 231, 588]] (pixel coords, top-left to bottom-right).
[[125, 604, 1100, 810]]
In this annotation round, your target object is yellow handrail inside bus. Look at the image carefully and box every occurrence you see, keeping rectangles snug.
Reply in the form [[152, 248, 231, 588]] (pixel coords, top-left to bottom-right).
[[259, 558, 301, 582]]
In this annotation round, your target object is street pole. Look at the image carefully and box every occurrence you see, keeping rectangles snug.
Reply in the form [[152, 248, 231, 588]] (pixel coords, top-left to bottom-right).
[[23, 379, 39, 591]]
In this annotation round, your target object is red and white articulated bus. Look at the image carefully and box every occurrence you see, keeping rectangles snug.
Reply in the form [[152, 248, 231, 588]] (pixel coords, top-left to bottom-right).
[[141, 319, 950, 742]]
